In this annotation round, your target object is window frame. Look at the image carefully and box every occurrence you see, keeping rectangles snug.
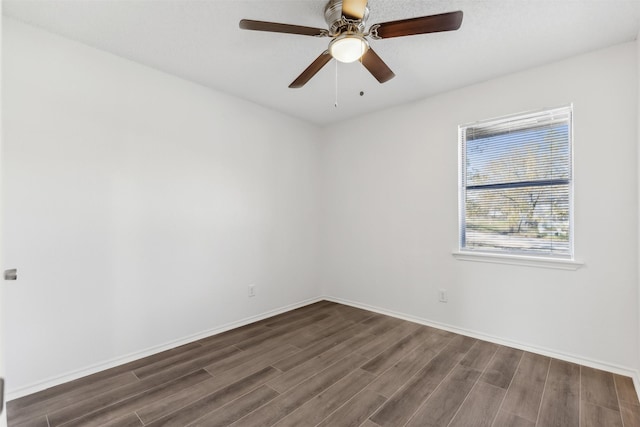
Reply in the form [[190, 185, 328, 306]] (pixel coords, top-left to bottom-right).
[[457, 105, 577, 265]]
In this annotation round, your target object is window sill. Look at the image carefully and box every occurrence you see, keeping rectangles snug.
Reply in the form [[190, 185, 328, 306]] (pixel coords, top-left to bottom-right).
[[452, 251, 583, 270]]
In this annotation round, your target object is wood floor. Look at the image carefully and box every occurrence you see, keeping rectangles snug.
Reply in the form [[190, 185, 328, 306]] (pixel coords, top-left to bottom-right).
[[7, 301, 640, 427]]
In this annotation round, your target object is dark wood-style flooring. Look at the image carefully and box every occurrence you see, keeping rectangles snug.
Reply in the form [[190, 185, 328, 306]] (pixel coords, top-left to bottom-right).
[[7, 300, 640, 427]]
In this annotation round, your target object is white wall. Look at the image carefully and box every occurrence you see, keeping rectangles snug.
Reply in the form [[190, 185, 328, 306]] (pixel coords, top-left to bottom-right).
[[637, 30, 640, 382], [1, 18, 320, 394], [3, 16, 640, 398], [320, 42, 639, 371], [0, 8, 7, 427]]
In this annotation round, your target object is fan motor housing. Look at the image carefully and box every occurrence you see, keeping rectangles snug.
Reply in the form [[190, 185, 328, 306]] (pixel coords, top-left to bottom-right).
[[324, 0, 369, 34]]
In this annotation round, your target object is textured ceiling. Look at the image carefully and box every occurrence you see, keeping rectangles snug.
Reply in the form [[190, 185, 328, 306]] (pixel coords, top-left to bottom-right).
[[3, 0, 640, 125]]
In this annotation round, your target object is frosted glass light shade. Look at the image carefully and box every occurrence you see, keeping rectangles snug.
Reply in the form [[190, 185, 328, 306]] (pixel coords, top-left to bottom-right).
[[329, 34, 369, 63]]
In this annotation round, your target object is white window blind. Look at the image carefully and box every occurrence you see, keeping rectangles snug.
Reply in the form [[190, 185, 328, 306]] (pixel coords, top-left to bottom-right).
[[459, 106, 573, 258]]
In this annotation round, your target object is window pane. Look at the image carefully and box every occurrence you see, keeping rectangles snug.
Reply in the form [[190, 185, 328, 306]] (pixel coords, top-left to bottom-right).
[[460, 106, 573, 258], [465, 184, 570, 256], [466, 124, 570, 188]]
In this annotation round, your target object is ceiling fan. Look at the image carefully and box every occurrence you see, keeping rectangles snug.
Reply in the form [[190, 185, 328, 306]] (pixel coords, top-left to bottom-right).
[[239, 0, 463, 88]]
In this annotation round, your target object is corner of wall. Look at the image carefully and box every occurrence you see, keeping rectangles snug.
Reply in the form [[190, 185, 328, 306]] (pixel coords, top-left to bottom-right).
[[315, 124, 329, 298], [636, 30, 640, 403]]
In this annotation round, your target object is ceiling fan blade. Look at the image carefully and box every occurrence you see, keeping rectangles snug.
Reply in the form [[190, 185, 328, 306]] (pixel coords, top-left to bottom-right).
[[239, 19, 328, 37], [289, 51, 333, 88], [342, 0, 368, 20], [371, 11, 463, 39], [361, 48, 395, 84]]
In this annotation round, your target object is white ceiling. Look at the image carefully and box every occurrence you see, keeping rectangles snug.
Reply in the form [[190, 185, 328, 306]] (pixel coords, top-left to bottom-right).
[[3, 0, 640, 125]]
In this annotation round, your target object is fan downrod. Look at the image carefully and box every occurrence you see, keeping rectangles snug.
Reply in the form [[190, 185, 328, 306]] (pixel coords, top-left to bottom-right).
[[324, 0, 369, 36]]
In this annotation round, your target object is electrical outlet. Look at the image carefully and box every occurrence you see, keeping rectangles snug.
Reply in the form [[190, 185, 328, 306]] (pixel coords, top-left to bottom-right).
[[248, 284, 256, 297], [438, 289, 448, 303]]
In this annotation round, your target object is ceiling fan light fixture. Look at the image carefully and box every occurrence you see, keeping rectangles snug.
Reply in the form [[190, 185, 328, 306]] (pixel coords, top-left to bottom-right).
[[240, 4, 464, 88], [329, 33, 369, 63]]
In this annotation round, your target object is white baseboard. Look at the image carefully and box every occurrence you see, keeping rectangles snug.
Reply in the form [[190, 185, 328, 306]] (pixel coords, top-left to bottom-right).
[[10, 294, 640, 404], [633, 372, 640, 405], [324, 295, 640, 382], [6, 296, 323, 401]]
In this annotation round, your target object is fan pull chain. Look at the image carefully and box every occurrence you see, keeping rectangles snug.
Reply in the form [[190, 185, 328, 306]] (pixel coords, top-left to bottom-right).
[[334, 60, 338, 108], [359, 55, 364, 96]]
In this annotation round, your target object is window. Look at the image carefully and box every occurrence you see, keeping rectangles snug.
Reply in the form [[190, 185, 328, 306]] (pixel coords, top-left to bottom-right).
[[459, 106, 573, 259]]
